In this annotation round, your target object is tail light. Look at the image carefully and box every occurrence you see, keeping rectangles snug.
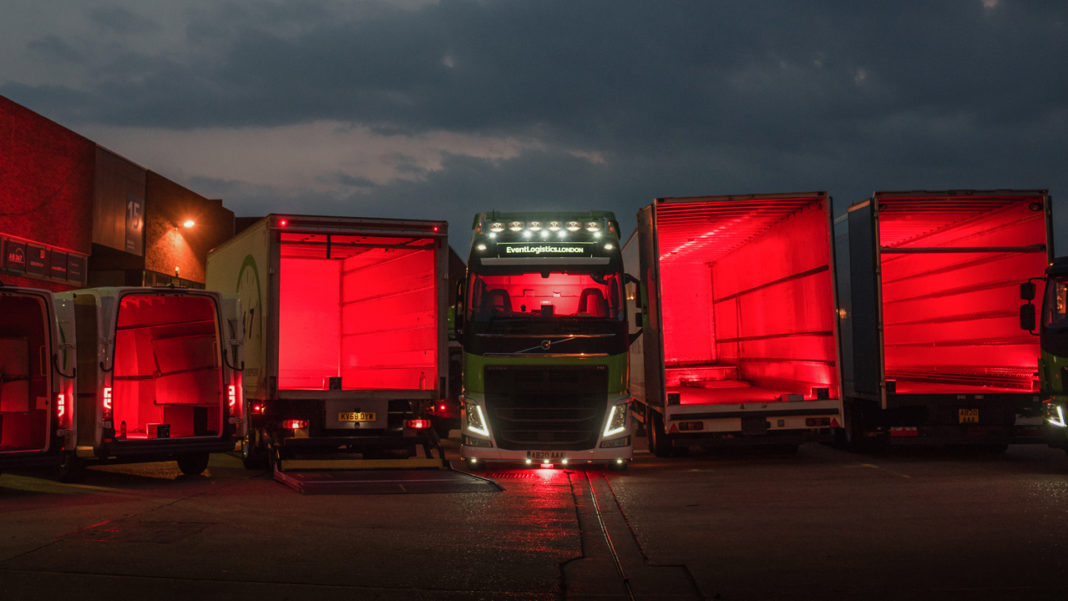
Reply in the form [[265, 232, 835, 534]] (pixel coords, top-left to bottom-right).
[[102, 387, 113, 419], [56, 393, 66, 423], [251, 403, 266, 415], [406, 419, 431, 430], [228, 384, 237, 415], [283, 419, 308, 430]]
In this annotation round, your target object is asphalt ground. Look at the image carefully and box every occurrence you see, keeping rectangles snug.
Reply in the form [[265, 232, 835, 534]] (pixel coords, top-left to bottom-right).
[[3, 439, 1068, 600]]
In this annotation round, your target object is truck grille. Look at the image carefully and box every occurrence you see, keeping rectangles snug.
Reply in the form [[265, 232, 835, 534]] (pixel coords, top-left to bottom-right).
[[484, 365, 608, 451]]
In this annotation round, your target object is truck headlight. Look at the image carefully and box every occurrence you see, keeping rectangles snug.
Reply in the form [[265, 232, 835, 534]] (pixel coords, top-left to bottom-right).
[[466, 402, 490, 437], [1047, 404, 1067, 428], [603, 402, 628, 437]]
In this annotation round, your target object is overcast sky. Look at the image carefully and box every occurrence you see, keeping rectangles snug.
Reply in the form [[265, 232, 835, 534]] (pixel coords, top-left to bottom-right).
[[2, 0, 1066, 252]]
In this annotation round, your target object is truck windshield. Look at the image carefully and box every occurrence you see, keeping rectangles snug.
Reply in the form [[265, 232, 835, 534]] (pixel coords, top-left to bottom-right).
[[1043, 276, 1068, 329], [467, 271, 622, 322]]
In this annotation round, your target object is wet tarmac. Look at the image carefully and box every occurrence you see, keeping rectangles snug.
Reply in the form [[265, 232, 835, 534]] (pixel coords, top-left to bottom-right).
[[3, 440, 1068, 600]]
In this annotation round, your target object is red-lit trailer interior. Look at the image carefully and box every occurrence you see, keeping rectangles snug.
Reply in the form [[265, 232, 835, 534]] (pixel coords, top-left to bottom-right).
[[653, 194, 839, 406], [111, 294, 224, 439], [872, 193, 1049, 395], [0, 292, 52, 454], [277, 232, 439, 392]]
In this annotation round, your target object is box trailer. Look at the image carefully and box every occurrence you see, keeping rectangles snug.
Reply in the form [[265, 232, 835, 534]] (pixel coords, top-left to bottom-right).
[[0, 284, 75, 474], [844, 189, 1052, 446], [628, 193, 843, 455], [206, 214, 448, 471], [56, 287, 242, 476]]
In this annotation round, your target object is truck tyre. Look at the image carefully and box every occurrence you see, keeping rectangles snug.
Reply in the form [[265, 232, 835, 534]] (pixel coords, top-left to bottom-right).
[[177, 452, 210, 476], [648, 412, 675, 458], [241, 430, 267, 470], [56, 453, 84, 483]]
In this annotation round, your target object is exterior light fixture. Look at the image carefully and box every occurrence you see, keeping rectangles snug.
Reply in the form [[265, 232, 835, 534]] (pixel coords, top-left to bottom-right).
[[182, 220, 195, 228]]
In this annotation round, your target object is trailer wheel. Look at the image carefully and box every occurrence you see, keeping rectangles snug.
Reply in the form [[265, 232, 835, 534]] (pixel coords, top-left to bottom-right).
[[56, 453, 84, 483], [648, 412, 675, 458], [177, 452, 210, 476], [241, 429, 267, 470]]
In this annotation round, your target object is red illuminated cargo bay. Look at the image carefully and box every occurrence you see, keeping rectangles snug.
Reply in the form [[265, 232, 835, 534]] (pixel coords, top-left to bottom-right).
[[58, 287, 242, 476], [0, 285, 75, 469], [206, 215, 448, 472], [844, 190, 1051, 445], [627, 192, 843, 455]]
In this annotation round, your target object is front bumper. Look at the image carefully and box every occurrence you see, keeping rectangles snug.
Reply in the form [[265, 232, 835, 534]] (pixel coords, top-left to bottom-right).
[[459, 392, 633, 466]]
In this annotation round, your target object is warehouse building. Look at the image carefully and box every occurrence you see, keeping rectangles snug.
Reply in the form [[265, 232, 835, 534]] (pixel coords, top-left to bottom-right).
[[0, 95, 234, 291]]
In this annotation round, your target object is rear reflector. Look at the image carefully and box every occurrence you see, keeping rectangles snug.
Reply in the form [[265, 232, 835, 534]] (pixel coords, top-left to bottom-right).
[[406, 419, 431, 430], [806, 417, 831, 427], [678, 421, 703, 431], [283, 419, 308, 430], [890, 426, 919, 438]]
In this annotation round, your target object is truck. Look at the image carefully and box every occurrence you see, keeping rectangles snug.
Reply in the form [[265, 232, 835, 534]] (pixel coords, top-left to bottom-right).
[[627, 192, 844, 455], [0, 283, 76, 475], [206, 214, 449, 471], [455, 211, 634, 469], [1020, 256, 1068, 449], [56, 286, 243, 476], [844, 189, 1052, 447]]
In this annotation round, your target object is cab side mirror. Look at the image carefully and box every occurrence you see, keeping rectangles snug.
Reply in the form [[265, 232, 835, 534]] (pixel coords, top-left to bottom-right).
[[1020, 282, 1036, 301], [1020, 303, 1036, 333]]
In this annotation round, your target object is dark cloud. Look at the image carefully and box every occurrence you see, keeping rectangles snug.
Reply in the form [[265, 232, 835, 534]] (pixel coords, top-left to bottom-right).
[[3, 0, 1066, 245], [27, 35, 84, 64], [89, 7, 161, 35]]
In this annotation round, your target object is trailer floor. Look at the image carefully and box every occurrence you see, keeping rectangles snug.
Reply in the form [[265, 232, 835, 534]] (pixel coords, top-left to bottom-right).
[[670, 382, 794, 405], [273, 467, 503, 495]]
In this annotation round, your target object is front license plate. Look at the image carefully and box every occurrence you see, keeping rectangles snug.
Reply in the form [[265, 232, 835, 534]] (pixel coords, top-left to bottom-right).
[[338, 411, 376, 422], [527, 451, 564, 460], [958, 408, 979, 424]]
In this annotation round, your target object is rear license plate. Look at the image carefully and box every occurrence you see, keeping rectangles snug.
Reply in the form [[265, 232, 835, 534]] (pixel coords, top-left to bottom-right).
[[958, 408, 979, 424], [338, 412, 376, 422], [741, 416, 769, 435], [527, 451, 564, 460]]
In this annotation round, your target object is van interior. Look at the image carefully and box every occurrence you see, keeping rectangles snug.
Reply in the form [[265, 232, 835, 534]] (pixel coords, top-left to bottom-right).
[[112, 294, 223, 439], [0, 293, 50, 452]]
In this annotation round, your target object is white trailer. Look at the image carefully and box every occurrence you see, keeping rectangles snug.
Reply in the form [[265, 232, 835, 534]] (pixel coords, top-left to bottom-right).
[[206, 214, 449, 471]]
